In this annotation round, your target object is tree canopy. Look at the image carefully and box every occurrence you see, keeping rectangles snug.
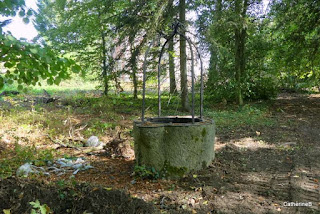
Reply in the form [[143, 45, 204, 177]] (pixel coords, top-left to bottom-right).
[[0, 0, 81, 90], [1, 0, 319, 103]]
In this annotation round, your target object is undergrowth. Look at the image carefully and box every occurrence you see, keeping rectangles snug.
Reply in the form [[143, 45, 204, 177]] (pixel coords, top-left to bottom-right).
[[0, 143, 55, 178]]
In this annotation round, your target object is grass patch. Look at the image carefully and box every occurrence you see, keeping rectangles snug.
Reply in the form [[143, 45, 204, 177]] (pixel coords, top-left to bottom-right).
[[0, 143, 55, 178], [0, 75, 99, 97], [206, 104, 275, 129]]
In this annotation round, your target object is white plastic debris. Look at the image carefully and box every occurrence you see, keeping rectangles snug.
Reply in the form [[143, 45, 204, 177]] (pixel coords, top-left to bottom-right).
[[16, 163, 36, 177], [54, 157, 93, 174], [16, 157, 94, 177], [86, 136, 101, 147]]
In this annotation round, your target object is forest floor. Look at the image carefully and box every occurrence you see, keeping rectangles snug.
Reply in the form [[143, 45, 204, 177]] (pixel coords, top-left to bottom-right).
[[0, 90, 319, 214]]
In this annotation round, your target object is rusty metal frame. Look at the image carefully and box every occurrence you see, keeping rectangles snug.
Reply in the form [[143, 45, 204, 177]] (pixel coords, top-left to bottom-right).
[[141, 23, 204, 124]]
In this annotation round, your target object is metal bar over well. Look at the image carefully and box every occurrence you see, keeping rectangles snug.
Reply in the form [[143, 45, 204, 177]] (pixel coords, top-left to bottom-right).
[[158, 33, 175, 117], [141, 22, 204, 123], [142, 40, 155, 122]]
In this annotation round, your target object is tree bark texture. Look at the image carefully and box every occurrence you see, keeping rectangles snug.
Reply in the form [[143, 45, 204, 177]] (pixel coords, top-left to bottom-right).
[[179, 0, 190, 111]]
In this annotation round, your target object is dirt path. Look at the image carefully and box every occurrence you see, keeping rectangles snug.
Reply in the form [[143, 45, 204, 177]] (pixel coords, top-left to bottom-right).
[[201, 93, 320, 213]]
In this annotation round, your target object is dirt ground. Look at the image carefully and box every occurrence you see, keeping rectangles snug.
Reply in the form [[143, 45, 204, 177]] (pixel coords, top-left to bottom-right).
[[0, 93, 320, 213]]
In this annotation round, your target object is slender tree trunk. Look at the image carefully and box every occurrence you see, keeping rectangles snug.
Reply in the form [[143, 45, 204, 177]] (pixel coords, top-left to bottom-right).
[[98, 8, 108, 96], [207, 0, 222, 84], [235, 29, 243, 105], [101, 32, 108, 95], [133, 68, 138, 99], [234, 0, 248, 106], [169, 37, 177, 94], [179, 0, 190, 111], [130, 44, 138, 99]]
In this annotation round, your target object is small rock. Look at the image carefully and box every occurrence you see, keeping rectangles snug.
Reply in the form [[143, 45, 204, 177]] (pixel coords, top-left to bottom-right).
[[86, 136, 101, 147], [189, 198, 196, 207]]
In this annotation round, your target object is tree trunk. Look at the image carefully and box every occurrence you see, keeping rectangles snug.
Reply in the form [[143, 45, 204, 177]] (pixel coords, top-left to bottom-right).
[[99, 8, 108, 96], [101, 32, 108, 96], [133, 68, 138, 99], [207, 0, 222, 85], [130, 44, 138, 99], [179, 0, 190, 111], [235, 28, 243, 105], [169, 37, 177, 94], [234, 0, 248, 106]]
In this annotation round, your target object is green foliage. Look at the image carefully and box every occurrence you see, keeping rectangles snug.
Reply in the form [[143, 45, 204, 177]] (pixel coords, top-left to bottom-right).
[[2, 209, 11, 214], [29, 200, 52, 214], [35, 0, 112, 92], [84, 119, 116, 136], [160, 161, 188, 178], [34, 0, 179, 96], [0, 143, 54, 178], [134, 165, 159, 180], [0, 34, 80, 90], [0, 0, 81, 90], [195, 0, 279, 103], [133, 162, 189, 180], [244, 73, 278, 100], [206, 104, 275, 129], [270, 0, 320, 91]]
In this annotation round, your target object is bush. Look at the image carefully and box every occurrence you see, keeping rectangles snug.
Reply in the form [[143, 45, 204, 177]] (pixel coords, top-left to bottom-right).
[[205, 73, 278, 103]]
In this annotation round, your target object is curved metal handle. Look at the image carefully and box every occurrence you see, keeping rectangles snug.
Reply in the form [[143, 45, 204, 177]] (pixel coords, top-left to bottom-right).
[[141, 27, 204, 124]]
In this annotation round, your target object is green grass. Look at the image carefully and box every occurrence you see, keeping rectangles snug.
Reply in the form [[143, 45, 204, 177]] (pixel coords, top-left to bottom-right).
[[205, 104, 275, 129], [0, 75, 99, 96], [0, 143, 54, 178]]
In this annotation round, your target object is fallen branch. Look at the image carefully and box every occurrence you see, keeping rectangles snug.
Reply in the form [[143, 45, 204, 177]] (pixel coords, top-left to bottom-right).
[[46, 134, 81, 150]]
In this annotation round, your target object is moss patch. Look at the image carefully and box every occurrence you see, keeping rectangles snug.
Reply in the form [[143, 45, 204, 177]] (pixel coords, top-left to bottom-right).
[[202, 128, 207, 137], [161, 161, 188, 178]]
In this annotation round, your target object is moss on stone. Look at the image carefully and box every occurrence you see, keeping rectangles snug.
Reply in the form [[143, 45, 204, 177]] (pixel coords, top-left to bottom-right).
[[201, 127, 207, 137], [161, 161, 188, 178]]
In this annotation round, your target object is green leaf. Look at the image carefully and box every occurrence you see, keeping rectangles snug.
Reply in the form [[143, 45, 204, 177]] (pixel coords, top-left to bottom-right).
[[3, 209, 11, 214], [18, 10, 25, 17], [40, 205, 47, 214], [45, 56, 52, 64], [27, 9, 33, 16], [30, 48, 38, 54], [30, 200, 41, 208], [0, 77, 4, 89], [4, 62, 14, 68], [71, 64, 81, 73], [7, 79, 14, 85], [54, 77, 61, 85], [7, 35, 15, 41], [17, 85, 23, 91], [22, 17, 30, 24], [47, 78, 53, 85]]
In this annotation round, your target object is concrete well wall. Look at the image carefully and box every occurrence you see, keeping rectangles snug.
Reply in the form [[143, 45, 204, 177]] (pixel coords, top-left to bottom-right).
[[133, 117, 215, 177]]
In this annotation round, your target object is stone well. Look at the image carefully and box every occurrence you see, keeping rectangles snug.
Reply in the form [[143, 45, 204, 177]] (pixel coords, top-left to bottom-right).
[[134, 22, 215, 177], [133, 117, 215, 177]]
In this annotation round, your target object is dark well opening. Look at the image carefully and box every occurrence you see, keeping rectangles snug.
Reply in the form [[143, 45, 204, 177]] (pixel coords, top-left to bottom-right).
[[147, 117, 203, 124]]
